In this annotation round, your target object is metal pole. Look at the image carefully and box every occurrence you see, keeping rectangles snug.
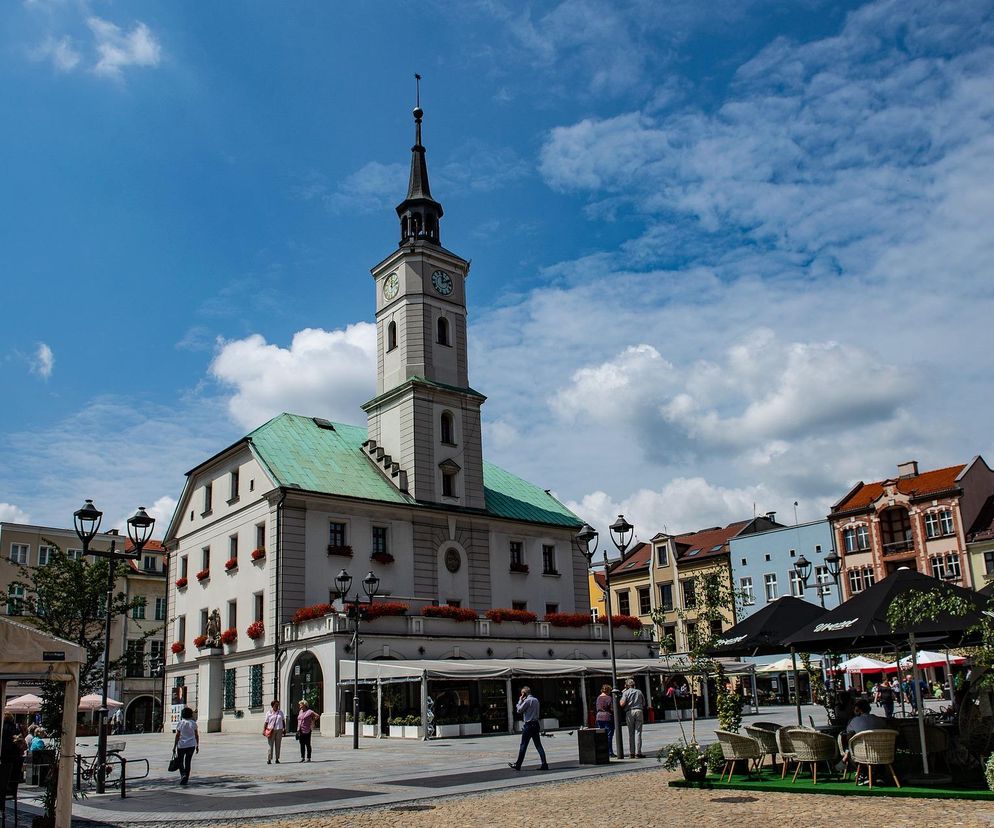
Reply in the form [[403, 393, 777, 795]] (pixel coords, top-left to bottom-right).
[[910, 633, 930, 775], [352, 612, 360, 750], [602, 552, 624, 759], [790, 647, 802, 727], [97, 540, 117, 794]]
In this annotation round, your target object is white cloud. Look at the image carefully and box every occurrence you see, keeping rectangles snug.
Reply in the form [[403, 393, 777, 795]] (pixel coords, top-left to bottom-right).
[[88, 17, 161, 78], [0, 503, 31, 523], [210, 324, 377, 431], [31, 35, 80, 72], [30, 343, 54, 379], [322, 162, 406, 214], [111, 495, 177, 538]]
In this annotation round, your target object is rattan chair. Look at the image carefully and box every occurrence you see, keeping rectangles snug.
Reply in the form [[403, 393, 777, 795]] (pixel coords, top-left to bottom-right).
[[775, 726, 801, 779], [714, 730, 764, 782], [787, 728, 837, 784], [848, 729, 900, 789], [745, 724, 781, 769]]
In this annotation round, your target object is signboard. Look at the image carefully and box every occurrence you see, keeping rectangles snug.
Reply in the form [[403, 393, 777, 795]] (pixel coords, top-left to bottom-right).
[[42, 651, 65, 661]]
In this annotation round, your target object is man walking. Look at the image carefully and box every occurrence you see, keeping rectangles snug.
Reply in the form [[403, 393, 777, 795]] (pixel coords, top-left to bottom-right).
[[620, 678, 646, 758], [508, 686, 549, 771]]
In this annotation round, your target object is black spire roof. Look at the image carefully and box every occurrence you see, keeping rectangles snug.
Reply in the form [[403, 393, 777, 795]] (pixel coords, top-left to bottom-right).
[[396, 93, 443, 247]]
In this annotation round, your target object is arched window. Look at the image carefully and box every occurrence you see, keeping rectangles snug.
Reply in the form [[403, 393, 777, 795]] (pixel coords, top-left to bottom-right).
[[440, 411, 454, 445], [437, 316, 449, 346], [387, 321, 397, 351]]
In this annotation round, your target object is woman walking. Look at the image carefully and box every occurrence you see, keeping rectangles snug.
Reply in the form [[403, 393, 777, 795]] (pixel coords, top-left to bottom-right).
[[264, 700, 286, 764], [595, 684, 615, 758], [296, 700, 319, 762], [173, 707, 199, 785]]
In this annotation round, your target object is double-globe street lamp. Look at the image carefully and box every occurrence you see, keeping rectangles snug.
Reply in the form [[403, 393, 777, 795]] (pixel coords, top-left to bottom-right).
[[73, 499, 155, 794], [576, 514, 635, 761], [793, 549, 843, 609], [334, 569, 380, 750]]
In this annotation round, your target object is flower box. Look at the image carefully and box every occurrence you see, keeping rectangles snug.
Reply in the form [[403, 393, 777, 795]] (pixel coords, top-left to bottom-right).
[[193, 634, 208, 649], [195, 569, 210, 582], [371, 551, 395, 565], [356, 601, 408, 620], [171, 642, 185, 655], [460, 721, 483, 736], [220, 627, 237, 645], [175, 577, 188, 589], [486, 608, 537, 624], [434, 723, 461, 738], [327, 544, 353, 557], [246, 620, 265, 640], [598, 614, 643, 632], [420, 605, 478, 622], [251, 548, 266, 561], [545, 612, 590, 628], [224, 557, 238, 571], [396, 725, 419, 739], [292, 603, 335, 624], [388, 717, 421, 738], [345, 721, 377, 737], [509, 562, 529, 574]]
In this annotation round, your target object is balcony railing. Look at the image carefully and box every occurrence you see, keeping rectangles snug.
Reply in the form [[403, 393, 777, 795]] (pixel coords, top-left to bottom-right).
[[881, 538, 915, 555]]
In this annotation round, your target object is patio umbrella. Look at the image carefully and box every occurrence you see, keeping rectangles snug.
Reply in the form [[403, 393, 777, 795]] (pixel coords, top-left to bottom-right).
[[785, 568, 988, 778], [4, 692, 43, 713], [882, 649, 967, 671], [78, 693, 124, 711], [827, 655, 889, 674], [708, 596, 827, 725], [756, 656, 821, 673]]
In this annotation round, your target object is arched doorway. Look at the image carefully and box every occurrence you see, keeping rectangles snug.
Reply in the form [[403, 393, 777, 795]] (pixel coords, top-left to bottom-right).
[[125, 695, 162, 733], [288, 651, 323, 732]]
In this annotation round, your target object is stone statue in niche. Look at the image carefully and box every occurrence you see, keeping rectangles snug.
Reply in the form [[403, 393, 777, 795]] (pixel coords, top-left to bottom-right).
[[206, 608, 222, 648]]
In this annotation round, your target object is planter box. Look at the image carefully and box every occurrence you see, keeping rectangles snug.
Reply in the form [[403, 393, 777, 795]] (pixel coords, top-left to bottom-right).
[[460, 722, 482, 736], [422, 617, 477, 637], [364, 615, 409, 636], [540, 718, 559, 730], [435, 723, 461, 738], [548, 625, 591, 639], [664, 709, 689, 721], [390, 725, 419, 739], [345, 722, 378, 738]]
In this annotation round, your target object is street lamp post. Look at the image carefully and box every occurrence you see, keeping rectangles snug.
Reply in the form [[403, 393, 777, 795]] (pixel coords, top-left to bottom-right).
[[73, 501, 155, 794], [825, 551, 843, 603], [577, 515, 634, 761], [334, 569, 380, 750], [793, 554, 822, 608]]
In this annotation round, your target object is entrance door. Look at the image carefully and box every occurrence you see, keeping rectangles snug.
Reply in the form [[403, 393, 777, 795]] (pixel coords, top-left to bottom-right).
[[288, 652, 324, 732]]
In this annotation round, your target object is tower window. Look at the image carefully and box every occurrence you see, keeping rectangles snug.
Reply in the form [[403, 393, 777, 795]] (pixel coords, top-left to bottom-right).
[[387, 321, 397, 351], [440, 411, 455, 445], [437, 316, 450, 346], [442, 471, 456, 497]]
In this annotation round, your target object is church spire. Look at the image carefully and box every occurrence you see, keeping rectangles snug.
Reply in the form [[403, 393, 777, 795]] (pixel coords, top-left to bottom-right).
[[396, 74, 443, 246]]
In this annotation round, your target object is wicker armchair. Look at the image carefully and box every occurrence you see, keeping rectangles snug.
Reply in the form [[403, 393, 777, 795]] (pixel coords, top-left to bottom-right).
[[714, 730, 764, 782], [745, 724, 781, 769], [775, 725, 811, 779], [787, 728, 837, 784], [848, 729, 900, 789]]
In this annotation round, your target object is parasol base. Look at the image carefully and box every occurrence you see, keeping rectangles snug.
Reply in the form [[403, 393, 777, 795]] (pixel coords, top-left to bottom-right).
[[904, 772, 954, 787]]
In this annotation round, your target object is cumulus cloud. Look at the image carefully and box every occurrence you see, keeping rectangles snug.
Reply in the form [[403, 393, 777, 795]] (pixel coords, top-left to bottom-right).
[[0, 503, 31, 523], [88, 17, 161, 78], [111, 495, 177, 538], [210, 324, 377, 430], [30, 343, 54, 379], [31, 35, 80, 72]]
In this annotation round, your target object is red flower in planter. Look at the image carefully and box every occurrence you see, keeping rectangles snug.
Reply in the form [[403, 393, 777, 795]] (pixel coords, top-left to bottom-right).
[[509, 562, 529, 574], [175, 577, 188, 588], [246, 620, 265, 640], [545, 612, 591, 628], [291, 603, 335, 624], [486, 608, 537, 624], [420, 605, 478, 622], [598, 614, 643, 632], [195, 569, 210, 581], [349, 601, 408, 621], [193, 634, 208, 648], [170, 642, 185, 654], [220, 627, 237, 645], [370, 551, 395, 565], [327, 544, 353, 557], [224, 557, 238, 571], [251, 548, 266, 560]]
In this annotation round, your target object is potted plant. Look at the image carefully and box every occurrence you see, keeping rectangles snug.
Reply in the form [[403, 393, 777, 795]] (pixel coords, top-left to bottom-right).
[[540, 706, 561, 731], [224, 557, 238, 571], [388, 714, 420, 738], [460, 714, 483, 736], [251, 547, 266, 561], [220, 627, 237, 646], [171, 641, 185, 655], [658, 740, 721, 782], [509, 561, 529, 574], [327, 544, 353, 557], [193, 634, 208, 649], [420, 605, 478, 622], [434, 715, 461, 738], [246, 620, 265, 641], [195, 568, 210, 582], [371, 550, 395, 564], [486, 608, 537, 624], [175, 576, 188, 588]]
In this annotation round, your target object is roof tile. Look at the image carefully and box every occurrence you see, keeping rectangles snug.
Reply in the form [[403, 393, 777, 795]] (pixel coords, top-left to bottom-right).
[[833, 464, 965, 512]]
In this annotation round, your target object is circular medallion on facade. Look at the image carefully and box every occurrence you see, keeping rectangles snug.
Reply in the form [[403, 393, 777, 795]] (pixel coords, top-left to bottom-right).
[[383, 271, 400, 300], [444, 547, 461, 573]]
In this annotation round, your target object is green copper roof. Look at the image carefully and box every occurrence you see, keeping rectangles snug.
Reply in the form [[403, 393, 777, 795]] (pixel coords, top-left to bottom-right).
[[247, 413, 580, 528]]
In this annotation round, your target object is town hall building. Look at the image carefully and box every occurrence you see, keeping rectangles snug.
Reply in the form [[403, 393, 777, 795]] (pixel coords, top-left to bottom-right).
[[162, 102, 648, 738]]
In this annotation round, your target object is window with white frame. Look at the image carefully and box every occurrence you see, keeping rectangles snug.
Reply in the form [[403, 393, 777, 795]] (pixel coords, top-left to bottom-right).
[[509, 540, 523, 567], [847, 566, 876, 594], [764, 573, 778, 602], [132, 597, 146, 620], [67, 548, 83, 561], [372, 526, 388, 556], [740, 577, 755, 605], [815, 565, 832, 595], [930, 553, 962, 581], [38, 545, 55, 566], [941, 510, 955, 535], [789, 571, 804, 597], [682, 579, 697, 609], [229, 534, 238, 561], [143, 555, 156, 572], [659, 582, 674, 611], [203, 482, 213, 514], [985, 550, 994, 575], [201, 547, 210, 571], [229, 470, 240, 502], [638, 586, 651, 615], [6, 585, 26, 615], [329, 522, 347, 548], [155, 597, 167, 621], [843, 525, 870, 552], [542, 544, 557, 574], [9, 544, 28, 564], [617, 590, 631, 616], [256, 523, 266, 551], [656, 543, 669, 567]]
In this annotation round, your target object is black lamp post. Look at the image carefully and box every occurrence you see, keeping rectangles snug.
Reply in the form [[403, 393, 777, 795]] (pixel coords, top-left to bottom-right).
[[577, 515, 632, 760], [793, 554, 823, 608], [73, 501, 154, 793], [825, 551, 843, 602], [335, 568, 379, 750]]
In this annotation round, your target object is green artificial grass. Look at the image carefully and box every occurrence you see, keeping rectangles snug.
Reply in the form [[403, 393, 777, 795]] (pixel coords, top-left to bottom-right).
[[669, 770, 994, 801]]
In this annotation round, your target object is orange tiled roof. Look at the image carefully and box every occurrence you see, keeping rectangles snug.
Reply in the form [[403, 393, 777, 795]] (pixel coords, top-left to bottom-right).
[[833, 464, 965, 512], [609, 542, 651, 575], [675, 520, 751, 562], [124, 538, 165, 553]]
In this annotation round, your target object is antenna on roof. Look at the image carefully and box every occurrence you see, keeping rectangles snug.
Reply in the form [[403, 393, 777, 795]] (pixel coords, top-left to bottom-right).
[[793, 501, 799, 526]]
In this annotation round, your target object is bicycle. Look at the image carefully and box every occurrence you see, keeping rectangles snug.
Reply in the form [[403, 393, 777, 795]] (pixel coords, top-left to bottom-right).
[[75, 744, 123, 788]]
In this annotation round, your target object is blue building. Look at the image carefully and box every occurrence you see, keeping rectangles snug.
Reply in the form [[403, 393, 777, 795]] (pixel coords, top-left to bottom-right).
[[728, 519, 840, 621]]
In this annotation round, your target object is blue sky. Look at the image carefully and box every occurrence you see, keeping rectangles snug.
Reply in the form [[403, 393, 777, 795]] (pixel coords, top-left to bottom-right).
[[2, 0, 993, 541]]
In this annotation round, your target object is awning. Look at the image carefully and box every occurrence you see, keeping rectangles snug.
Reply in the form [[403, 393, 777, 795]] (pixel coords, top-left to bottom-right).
[[339, 657, 756, 684]]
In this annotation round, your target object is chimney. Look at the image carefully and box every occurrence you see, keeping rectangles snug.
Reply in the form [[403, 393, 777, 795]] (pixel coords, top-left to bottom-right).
[[765, 511, 776, 523], [897, 460, 919, 479]]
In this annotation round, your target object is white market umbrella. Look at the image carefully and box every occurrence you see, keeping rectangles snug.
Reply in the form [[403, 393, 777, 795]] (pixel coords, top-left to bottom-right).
[[827, 655, 889, 674], [4, 693, 43, 713], [883, 650, 967, 672], [78, 693, 124, 711], [757, 656, 821, 673]]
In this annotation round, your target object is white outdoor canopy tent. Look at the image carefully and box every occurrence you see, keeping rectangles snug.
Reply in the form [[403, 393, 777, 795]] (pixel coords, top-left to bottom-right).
[[339, 657, 758, 737], [0, 617, 83, 828]]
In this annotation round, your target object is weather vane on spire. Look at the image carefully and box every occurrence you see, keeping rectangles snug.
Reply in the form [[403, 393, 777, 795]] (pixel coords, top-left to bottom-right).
[[415, 73, 422, 110]]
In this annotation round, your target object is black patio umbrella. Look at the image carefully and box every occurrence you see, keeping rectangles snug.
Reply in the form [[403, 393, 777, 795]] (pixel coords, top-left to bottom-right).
[[708, 596, 827, 725], [709, 596, 827, 725], [784, 567, 988, 778]]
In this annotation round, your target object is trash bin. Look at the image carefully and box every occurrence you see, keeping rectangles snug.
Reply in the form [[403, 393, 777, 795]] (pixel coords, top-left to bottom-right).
[[577, 727, 610, 765]]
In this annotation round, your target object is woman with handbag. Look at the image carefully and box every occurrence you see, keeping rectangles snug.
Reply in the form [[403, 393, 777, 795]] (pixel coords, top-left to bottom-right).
[[264, 700, 286, 764], [173, 707, 199, 785]]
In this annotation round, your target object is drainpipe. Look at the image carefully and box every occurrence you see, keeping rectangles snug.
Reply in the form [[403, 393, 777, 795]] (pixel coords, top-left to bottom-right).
[[273, 489, 287, 698]]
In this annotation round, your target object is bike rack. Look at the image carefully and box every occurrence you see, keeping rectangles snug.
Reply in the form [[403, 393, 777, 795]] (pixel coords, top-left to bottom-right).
[[74, 752, 150, 798]]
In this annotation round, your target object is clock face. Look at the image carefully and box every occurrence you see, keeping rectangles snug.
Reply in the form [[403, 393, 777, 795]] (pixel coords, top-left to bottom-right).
[[431, 269, 453, 296], [383, 272, 400, 300], [444, 548, 461, 573]]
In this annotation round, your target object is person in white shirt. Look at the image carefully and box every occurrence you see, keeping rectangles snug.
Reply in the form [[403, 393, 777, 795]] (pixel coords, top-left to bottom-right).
[[619, 678, 647, 758], [507, 687, 549, 771], [173, 707, 199, 786], [264, 700, 287, 764]]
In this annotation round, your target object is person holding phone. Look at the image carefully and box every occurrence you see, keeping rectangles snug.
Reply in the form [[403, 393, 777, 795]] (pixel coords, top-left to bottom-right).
[[507, 686, 549, 771]]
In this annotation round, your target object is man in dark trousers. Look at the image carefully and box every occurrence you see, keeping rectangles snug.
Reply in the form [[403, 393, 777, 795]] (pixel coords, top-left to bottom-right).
[[508, 686, 549, 771]]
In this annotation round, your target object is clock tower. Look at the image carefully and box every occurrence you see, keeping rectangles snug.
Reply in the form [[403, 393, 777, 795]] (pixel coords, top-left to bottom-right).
[[362, 103, 486, 509]]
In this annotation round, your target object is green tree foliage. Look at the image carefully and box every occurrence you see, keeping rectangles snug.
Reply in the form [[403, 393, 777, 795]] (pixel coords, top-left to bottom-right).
[[12, 539, 154, 694]]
